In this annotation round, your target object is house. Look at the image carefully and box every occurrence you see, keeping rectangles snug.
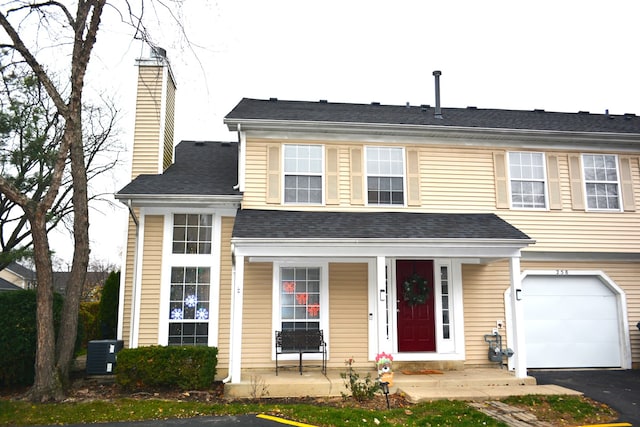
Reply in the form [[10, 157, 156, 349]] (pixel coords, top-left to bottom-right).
[[0, 261, 36, 291], [116, 54, 640, 386], [52, 271, 112, 301]]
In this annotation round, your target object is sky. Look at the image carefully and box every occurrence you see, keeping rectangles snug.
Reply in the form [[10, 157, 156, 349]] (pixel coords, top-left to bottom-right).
[[47, 0, 640, 267]]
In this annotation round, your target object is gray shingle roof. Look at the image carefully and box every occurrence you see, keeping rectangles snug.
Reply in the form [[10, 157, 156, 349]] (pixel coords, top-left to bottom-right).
[[5, 261, 35, 280], [117, 141, 240, 197], [0, 277, 22, 291], [225, 98, 640, 134], [232, 209, 530, 240]]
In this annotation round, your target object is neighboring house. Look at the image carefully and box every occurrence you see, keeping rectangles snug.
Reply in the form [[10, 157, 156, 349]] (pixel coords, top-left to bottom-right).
[[52, 271, 111, 301], [116, 55, 640, 385], [0, 261, 36, 291]]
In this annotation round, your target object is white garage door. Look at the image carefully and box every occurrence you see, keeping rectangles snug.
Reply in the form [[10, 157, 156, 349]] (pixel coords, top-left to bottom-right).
[[523, 275, 622, 368]]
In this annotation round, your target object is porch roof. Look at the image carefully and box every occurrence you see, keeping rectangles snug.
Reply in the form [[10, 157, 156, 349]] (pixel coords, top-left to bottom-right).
[[231, 209, 534, 260]]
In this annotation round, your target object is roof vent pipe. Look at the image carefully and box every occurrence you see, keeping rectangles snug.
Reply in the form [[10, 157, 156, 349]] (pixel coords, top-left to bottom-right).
[[433, 70, 443, 119]]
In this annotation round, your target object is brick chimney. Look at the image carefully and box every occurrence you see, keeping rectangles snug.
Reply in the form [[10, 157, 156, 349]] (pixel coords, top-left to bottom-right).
[[130, 46, 176, 179]]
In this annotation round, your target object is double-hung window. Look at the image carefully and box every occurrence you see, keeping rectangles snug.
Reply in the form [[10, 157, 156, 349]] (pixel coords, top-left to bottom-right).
[[280, 267, 322, 331], [508, 152, 547, 209], [582, 154, 621, 210], [283, 145, 323, 204], [366, 146, 405, 205], [168, 214, 213, 345]]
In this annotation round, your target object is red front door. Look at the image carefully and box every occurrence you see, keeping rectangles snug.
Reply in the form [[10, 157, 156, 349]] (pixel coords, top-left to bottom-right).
[[396, 260, 436, 352]]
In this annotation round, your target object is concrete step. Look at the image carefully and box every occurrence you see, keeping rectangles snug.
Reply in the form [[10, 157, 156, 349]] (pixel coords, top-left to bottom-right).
[[223, 368, 580, 400]]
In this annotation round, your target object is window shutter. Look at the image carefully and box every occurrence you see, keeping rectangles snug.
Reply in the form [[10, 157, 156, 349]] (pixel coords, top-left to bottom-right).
[[619, 156, 636, 212], [326, 147, 339, 205], [406, 148, 421, 206], [567, 154, 585, 210], [546, 154, 562, 210], [350, 147, 364, 205], [493, 152, 509, 209], [266, 144, 281, 204]]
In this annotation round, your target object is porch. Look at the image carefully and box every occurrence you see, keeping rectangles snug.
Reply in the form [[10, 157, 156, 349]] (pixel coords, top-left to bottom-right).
[[223, 367, 581, 402]]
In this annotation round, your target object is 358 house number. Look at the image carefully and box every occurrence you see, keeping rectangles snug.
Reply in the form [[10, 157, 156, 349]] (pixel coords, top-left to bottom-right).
[[556, 270, 569, 275]]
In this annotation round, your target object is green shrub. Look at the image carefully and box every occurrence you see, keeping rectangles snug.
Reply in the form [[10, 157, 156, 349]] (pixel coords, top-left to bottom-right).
[[340, 357, 380, 401], [0, 290, 63, 387], [98, 271, 119, 339], [115, 345, 218, 391], [78, 301, 101, 350]]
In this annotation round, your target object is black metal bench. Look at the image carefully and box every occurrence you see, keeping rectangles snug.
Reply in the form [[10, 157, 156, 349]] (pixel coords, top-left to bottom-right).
[[275, 329, 327, 375]]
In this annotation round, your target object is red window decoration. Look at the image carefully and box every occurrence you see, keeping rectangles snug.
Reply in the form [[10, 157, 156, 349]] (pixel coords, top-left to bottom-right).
[[283, 281, 296, 293], [295, 292, 308, 305], [307, 304, 320, 317]]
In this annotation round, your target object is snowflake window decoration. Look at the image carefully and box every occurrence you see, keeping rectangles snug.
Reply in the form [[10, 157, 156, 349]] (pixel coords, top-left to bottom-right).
[[170, 308, 183, 320], [184, 294, 198, 308], [196, 308, 209, 320]]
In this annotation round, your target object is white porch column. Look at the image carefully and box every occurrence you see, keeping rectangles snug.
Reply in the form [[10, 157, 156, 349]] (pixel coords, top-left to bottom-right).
[[376, 256, 392, 354], [509, 255, 527, 378], [230, 255, 245, 383]]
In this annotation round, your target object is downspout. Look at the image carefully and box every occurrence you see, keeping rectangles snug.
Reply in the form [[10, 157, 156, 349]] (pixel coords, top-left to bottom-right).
[[126, 199, 141, 349], [222, 251, 236, 383], [232, 123, 243, 192], [224, 123, 242, 383]]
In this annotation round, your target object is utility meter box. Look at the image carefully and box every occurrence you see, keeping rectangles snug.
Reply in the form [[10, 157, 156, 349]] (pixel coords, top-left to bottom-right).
[[86, 340, 123, 375]]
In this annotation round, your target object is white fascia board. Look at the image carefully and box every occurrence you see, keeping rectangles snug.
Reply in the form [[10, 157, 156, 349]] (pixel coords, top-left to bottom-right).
[[224, 119, 640, 152], [115, 194, 242, 209], [231, 238, 533, 259]]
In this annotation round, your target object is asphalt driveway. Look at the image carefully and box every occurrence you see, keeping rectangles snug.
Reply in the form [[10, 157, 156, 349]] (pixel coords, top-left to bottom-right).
[[530, 369, 640, 425]]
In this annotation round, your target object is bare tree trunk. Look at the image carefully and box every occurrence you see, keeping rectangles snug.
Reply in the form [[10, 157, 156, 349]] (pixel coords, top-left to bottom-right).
[[29, 210, 63, 402], [56, 123, 90, 384]]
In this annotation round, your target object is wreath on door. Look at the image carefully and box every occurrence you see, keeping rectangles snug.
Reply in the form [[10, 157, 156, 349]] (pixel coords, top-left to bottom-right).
[[402, 273, 429, 306]]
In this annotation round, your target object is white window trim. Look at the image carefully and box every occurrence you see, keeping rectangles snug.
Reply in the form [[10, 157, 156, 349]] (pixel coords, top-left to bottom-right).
[[282, 144, 325, 206], [507, 151, 549, 210], [364, 146, 407, 207], [271, 261, 330, 361], [158, 208, 224, 347], [581, 153, 623, 212]]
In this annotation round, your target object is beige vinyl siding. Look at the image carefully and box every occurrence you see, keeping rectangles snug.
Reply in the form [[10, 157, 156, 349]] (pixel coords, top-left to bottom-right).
[[238, 261, 369, 370], [137, 215, 164, 346], [241, 261, 274, 369], [244, 140, 498, 211], [328, 263, 369, 369], [244, 140, 640, 253], [462, 262, 510, 367], [131, 65, 166, 179], [121, 216, 138, 347], [216, 216, 234, 376], [0, 269, 26, 288]]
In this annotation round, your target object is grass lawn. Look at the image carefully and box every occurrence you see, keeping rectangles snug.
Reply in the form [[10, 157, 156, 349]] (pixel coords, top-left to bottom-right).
[[0, 394, 617, 426]]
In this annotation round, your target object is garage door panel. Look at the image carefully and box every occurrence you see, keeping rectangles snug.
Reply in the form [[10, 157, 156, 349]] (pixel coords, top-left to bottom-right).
[[523, 275, 622, 369], [528, 343, 621, 368]]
